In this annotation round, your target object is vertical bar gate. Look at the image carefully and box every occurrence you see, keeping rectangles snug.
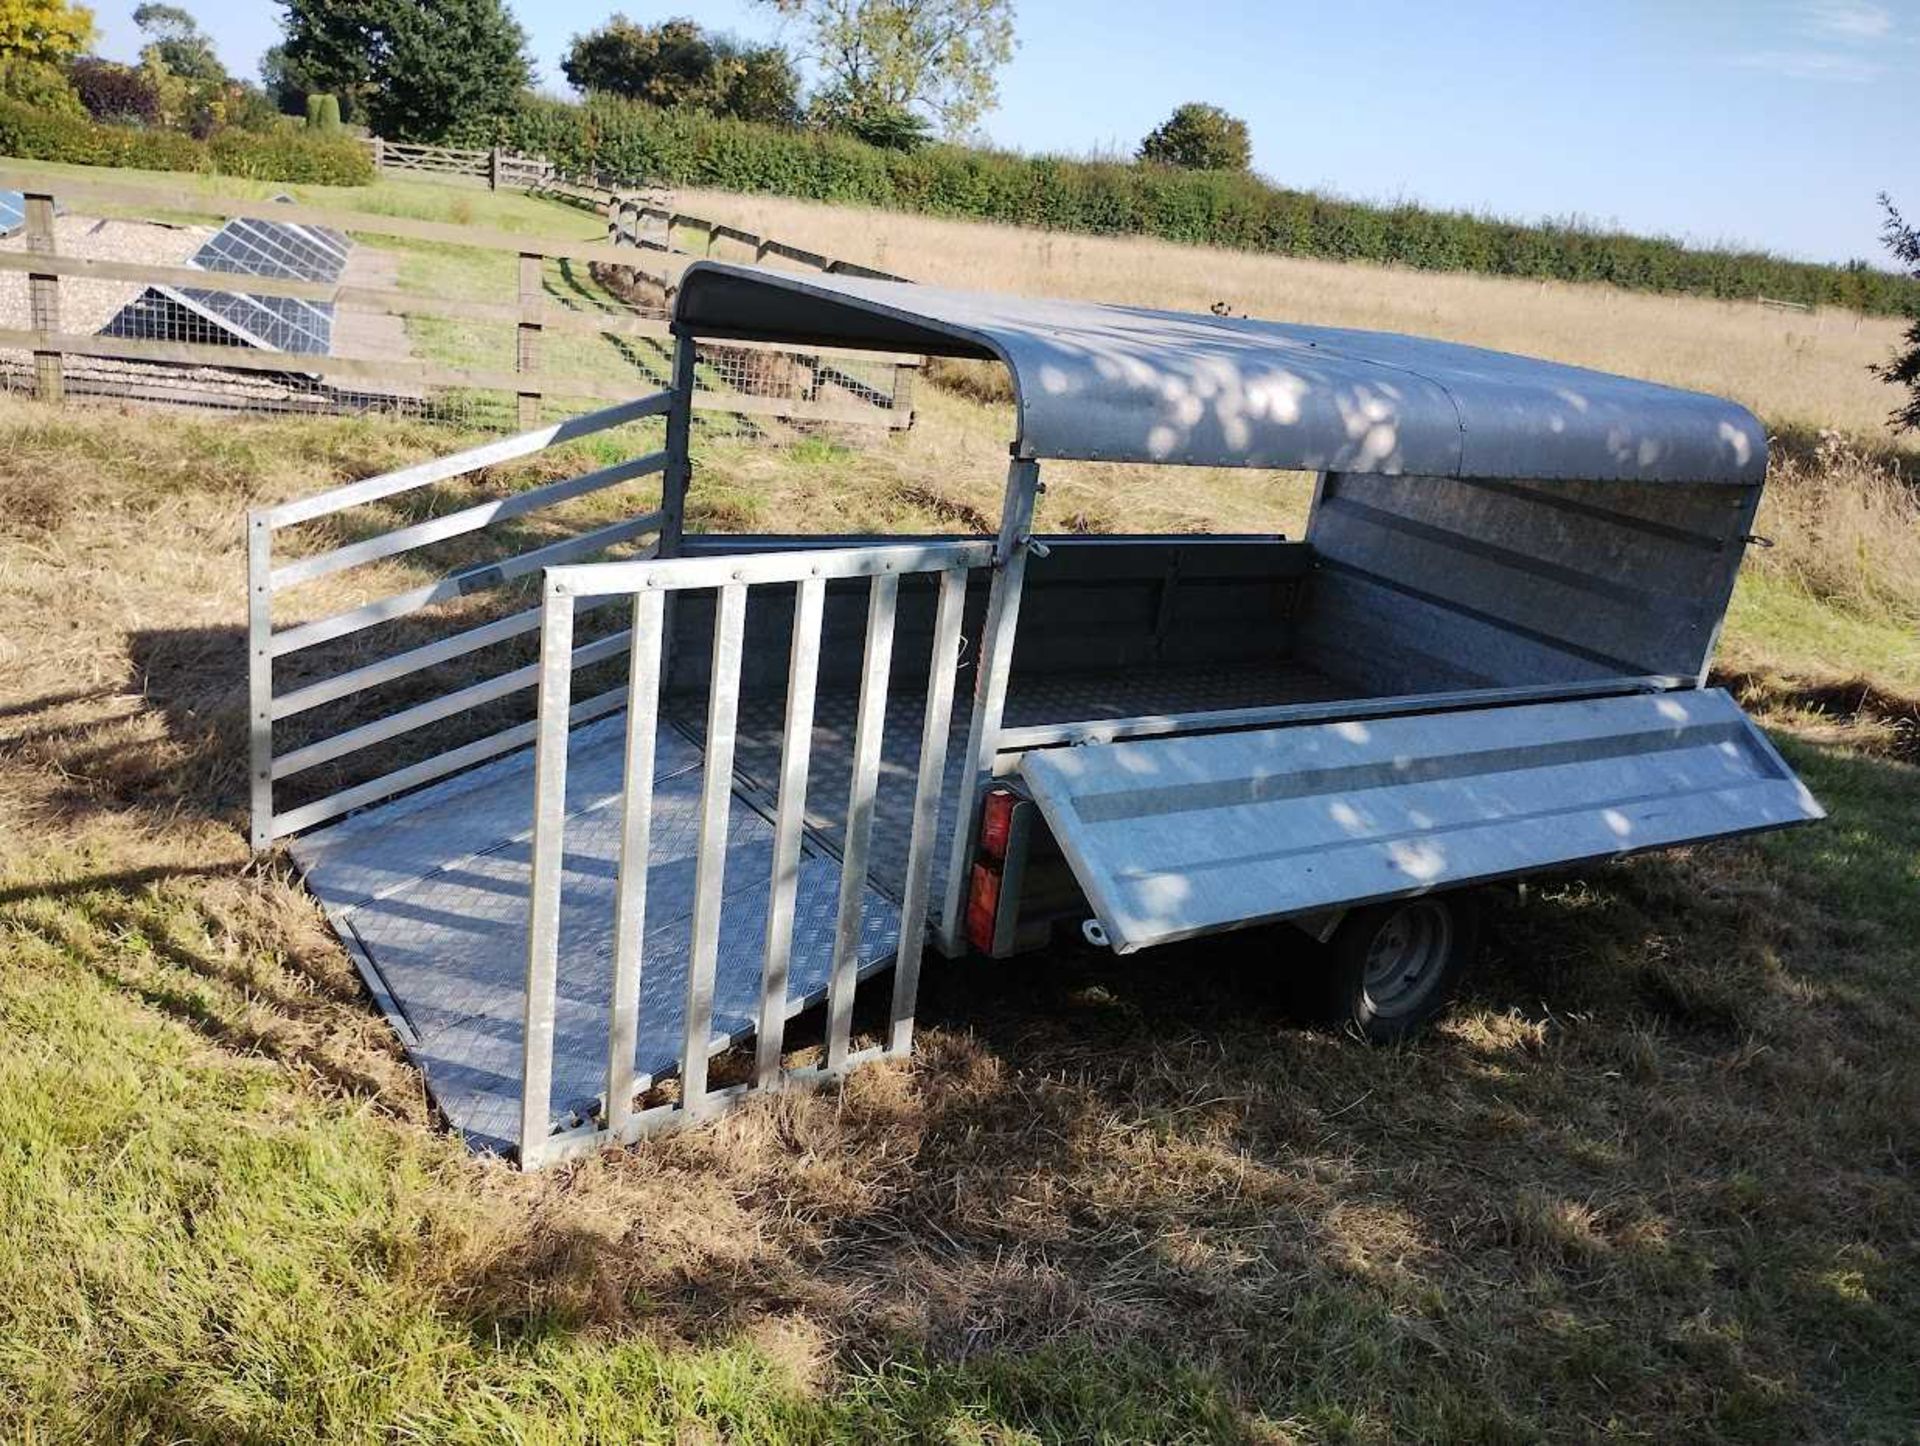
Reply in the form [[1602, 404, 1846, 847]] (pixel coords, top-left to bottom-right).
[[521, 540, 991, 1169]]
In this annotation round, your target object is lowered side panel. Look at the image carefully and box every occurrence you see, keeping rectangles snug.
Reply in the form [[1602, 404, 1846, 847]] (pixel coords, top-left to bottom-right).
[[1018, 689, 1822, 954]]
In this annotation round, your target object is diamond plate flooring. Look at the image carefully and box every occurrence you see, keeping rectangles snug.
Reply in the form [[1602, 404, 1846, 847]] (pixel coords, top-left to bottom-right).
[[711, 659, 1353, 905], [291, 714, 900, 1157], [290, 659, 1355, 1158]]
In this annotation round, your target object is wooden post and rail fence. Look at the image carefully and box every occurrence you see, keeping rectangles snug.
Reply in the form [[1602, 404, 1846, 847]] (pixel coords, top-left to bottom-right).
[[367, 137, 554, 192], [0, 165, 918, 432], [358, 137, 910, 281]]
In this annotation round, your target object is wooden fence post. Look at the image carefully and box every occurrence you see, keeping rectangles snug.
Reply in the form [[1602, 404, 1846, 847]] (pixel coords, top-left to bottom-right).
[[25, 192, 61, 404], [370, 135, 385, 172], [517, 251, 542, 429], [890, 362, 915, 428], [489, 146, 502, 192]]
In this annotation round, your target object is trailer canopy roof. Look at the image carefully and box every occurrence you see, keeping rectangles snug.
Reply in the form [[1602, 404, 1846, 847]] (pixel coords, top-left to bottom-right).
[[673, 261, 1765, 484]]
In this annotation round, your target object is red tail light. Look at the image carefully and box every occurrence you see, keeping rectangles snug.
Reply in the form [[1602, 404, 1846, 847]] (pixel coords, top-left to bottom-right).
[[978, 787, 1018, 862], [965, 862, 1002, 953]]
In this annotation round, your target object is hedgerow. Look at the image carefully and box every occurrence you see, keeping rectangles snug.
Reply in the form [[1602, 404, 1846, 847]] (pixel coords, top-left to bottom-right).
[[0, 99, 374, 185], [487, 94, 1916, 316], [206, 126, 371, 184]]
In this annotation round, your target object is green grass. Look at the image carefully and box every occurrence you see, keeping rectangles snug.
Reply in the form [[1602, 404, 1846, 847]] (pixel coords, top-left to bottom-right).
[[1723, 570, 1920, 693], [0, 378, 1916, 1441], [0, 864, 1248, 1441], [0, 155, 609, 238], [0, 868, 1217, 1444], [5, 743, 1915, 1442], [1761, 736, 1920, 942], [390, 237, 671, 401]]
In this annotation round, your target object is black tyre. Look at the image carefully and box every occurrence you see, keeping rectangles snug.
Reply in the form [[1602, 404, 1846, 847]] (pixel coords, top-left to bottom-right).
[[1326, 892, 1481, 1043]]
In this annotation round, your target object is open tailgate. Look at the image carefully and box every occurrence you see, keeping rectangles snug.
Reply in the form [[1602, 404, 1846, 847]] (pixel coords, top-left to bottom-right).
[[1017, 689, 1823, 954]]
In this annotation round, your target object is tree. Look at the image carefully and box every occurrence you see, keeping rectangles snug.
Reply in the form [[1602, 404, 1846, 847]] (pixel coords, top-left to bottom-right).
[[220, 78, 280, 131], [274, 0, 375, 120], [258, 42, 302, 112], [715, 34, 801, 125], [274, 0, 532, 140], [1874, 194, 1920, 433], [369, 0, 531, 140], [0, 53, 79, 113], [564, 16, 710, 107], [757, 0, 1014, 138], [70, 54, 158, 121], [133, 2, 224, 82], [562, 15, 799, 125], [809, 88, 928, 148], [0, 0, 95, 66], [1139, 102, 1250, 170]]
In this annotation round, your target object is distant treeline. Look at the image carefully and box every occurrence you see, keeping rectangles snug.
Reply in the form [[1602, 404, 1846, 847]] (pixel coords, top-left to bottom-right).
[[491, 95, 1915, 316]]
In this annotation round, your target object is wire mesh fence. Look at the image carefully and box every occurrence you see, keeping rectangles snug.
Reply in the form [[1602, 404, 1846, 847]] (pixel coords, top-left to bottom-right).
[[0, 170, 919, 439]]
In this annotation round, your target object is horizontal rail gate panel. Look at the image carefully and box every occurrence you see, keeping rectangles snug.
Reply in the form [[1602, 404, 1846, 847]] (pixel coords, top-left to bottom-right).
[[1019, 689, 1824, 953]]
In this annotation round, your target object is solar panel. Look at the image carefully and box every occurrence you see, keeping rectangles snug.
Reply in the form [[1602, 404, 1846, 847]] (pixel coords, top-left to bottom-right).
[[99, 215, 352, 361], [0, 190, 25, 238], [181, 288, 336, 354], [98, 286, 334, 356], [191, 217, 350, 285]]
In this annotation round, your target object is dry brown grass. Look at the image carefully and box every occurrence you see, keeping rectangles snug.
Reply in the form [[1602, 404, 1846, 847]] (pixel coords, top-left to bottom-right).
[[679, 186, 1909, 439], [0, 314, 1916, 1435], [1750, 431, 1920, 628], [700, 392, 1317, 540]]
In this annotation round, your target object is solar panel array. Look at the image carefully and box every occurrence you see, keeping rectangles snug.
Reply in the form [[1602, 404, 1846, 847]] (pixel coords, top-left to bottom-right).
[[0, 191, 25, 238], [102, 214, 353, 358], [197, 215, 351, 280], [168, 286, 336, 355]]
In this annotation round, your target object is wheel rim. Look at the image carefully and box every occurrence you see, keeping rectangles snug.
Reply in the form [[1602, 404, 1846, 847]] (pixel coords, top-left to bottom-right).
[[1361, 901, 1452, 1018]]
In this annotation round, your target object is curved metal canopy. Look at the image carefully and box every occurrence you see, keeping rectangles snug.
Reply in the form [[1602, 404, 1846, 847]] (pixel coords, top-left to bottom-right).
[[673, 260, 1766, 484]]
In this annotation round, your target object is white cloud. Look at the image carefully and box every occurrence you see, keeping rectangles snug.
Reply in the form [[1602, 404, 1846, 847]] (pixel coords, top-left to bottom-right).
[[1730, 48, 1884, 82], [1719, 1, 1904, 84], [1801, 1, 1895, 41]]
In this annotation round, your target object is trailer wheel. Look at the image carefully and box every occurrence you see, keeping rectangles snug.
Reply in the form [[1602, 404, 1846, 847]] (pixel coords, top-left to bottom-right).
[[1327, 893, 1480, 1043]]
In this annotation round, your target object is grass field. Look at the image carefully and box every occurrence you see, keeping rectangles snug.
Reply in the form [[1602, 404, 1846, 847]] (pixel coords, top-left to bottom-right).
[[0, 158, 685, 420], [0, 171, 1917, 1442], [678, 187, 1909, 440]]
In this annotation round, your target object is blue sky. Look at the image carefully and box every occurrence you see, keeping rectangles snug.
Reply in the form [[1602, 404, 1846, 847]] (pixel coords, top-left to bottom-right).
[[88, 0, 1918, 263]]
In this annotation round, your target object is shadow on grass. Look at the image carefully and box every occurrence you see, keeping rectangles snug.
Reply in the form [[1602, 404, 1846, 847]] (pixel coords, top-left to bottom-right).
[[12, 591, 1919, 1440], [394, 737, 1912, 1439], [1715, 665, 1920, 764]]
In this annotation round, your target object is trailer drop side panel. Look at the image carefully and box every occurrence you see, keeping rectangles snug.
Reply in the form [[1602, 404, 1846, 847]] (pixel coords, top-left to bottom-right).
[[1018, 689, 1823, 953]]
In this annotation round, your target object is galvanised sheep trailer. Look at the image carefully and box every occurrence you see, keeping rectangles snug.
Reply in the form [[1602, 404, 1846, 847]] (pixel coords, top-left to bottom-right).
[[249, 262, 1824, 1168]]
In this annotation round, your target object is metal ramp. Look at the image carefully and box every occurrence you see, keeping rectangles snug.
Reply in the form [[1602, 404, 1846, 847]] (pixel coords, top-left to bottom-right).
[[292, 714, 902, 1155], [249, 377, 999, 1167]]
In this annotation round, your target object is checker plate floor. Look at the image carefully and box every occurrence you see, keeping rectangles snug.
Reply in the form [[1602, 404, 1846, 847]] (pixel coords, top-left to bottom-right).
[[291, 714, 901, 1156], [289, 660, 1351, 1157]]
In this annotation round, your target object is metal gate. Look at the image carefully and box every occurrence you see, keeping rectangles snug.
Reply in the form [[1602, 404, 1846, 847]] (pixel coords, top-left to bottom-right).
[[246, 391, 675, 848], [521, 539, 991, 1168]]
